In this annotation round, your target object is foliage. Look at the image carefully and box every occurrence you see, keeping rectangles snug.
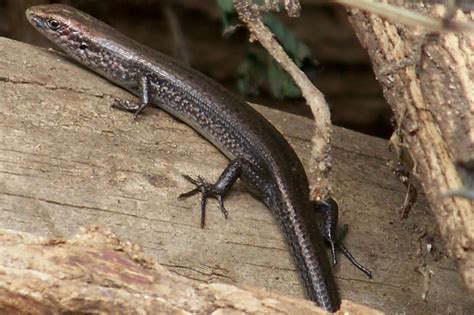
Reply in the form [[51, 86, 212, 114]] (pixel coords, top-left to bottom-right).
[[216, 0, 318, 98]]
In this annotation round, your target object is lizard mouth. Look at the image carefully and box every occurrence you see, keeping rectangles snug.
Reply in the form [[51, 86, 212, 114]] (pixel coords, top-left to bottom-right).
[[25, 9, 44, 30], [25, 6, 56, 33]]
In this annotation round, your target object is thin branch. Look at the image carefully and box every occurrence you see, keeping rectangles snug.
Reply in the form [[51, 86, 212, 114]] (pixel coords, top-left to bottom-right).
[[332, 0, 474, 33], [233, 0, 334, 200]]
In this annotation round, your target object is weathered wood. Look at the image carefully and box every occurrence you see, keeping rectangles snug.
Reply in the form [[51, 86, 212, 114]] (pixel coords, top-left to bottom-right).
[[0, 227, 383, 314], [346, 1, 474, 294], [0, 37, 472, 313]]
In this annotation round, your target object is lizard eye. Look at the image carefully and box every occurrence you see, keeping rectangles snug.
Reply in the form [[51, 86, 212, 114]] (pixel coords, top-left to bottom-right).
[[47, 19, 61, 31]]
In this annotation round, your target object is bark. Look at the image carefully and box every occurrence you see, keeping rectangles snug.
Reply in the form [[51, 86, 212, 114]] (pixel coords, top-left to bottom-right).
[[0, 37, 473, 313], [0, 227, 381, 314], [346, 1, 474, 293]]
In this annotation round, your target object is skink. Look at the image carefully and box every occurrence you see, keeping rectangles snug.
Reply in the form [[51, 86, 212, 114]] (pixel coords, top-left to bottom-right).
[[26, 4, 369, 311]]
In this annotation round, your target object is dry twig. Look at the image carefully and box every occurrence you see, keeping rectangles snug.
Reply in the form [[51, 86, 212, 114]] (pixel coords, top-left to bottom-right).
[[233, 0, 334, 200]]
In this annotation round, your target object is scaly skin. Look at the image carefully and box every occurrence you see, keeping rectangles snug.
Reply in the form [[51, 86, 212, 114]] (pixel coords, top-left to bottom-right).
[[26, 4, 340, 311]]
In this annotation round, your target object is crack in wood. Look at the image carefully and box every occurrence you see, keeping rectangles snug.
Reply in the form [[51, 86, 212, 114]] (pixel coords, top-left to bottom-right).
[[0, 76, 117, 99], [224, 240, 287, 252], [0, 191, 199, 229], [0, 170, 46, 179], [160, 262, 235, 283]]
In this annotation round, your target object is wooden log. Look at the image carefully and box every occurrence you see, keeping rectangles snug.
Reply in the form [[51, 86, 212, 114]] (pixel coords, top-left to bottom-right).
[[0, 37, 472, 313], [346, 1, 474, 294], [0, 227, 383, 314]]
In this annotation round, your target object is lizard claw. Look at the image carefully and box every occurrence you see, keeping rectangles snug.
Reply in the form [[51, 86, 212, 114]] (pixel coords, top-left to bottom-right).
[[179, 174, 229, 227]]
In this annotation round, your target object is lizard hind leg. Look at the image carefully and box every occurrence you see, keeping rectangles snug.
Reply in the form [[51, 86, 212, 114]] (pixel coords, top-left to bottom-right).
[[313, 198, 339, 266], [313, 198, 372, 278], [178, 158, 245, 228]]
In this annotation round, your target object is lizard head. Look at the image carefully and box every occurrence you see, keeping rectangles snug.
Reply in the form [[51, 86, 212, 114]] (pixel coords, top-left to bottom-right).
[[26, 4, 137, 82], [26, 4, 99, 56]]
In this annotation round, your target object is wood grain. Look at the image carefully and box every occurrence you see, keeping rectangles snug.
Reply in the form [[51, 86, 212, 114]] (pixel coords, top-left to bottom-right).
[[0, 37, 472, 313], [3, 227, 374, 314], [347, 1, 474, 294]]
